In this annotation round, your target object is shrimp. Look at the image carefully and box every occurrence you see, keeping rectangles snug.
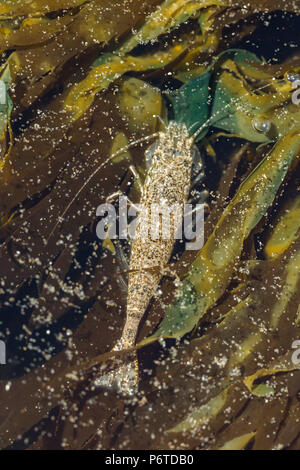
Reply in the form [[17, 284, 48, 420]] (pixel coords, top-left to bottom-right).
[[98, 121, 205, 396], [47, 78, 288, 397]]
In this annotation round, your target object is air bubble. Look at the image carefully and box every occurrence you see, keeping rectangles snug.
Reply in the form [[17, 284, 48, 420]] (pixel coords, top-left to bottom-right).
[[252, 116, 272, 134], [286, 72, 300, 83]]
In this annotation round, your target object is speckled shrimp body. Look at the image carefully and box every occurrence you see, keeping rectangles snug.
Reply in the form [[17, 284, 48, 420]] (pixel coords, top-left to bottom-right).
[[100, 121, 201, 396]]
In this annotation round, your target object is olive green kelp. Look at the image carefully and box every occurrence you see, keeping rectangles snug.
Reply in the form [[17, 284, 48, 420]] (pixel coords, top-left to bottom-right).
[[168, 48, 300, 142], [141, 51, 300, 342], [143, 128, 300, 342], [0, 62, 12, 158], [1, 0, 300, 452]]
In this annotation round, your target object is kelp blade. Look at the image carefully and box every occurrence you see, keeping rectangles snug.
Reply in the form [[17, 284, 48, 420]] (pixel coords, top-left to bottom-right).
[[142, 129, 300, 342]]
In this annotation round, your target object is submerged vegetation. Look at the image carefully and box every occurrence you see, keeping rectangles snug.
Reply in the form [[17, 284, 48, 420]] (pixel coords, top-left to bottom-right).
[[0, 0, 300, 450]]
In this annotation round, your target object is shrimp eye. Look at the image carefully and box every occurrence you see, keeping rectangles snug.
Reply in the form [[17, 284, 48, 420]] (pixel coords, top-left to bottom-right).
[[252, 116, 271, 134]]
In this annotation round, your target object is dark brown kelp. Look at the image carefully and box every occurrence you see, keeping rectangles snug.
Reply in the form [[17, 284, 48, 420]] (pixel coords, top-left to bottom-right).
[[0, 0, 300, 451]]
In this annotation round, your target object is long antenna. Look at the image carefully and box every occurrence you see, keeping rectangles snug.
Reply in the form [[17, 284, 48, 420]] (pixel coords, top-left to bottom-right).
[[191, 80, 283, 142], [47, 132, 159, 241], [48, 77, 289, 241], [1, 74, 291, 251]]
